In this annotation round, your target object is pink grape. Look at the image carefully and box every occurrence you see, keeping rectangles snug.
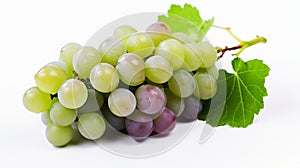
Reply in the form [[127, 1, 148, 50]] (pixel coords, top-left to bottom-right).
[[146, 22, 171, 46], [135, 85, 166, 115]]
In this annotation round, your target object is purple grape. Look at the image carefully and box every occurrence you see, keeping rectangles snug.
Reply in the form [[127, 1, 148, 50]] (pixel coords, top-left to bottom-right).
[[153, 107, 176, 135], [125, 111, 154, 140], [135, 85, 165, 115], [179, 95, 202, 122]]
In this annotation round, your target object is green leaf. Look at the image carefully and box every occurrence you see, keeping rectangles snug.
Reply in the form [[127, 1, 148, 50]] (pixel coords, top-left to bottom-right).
[[199, 58, 270, 128], [158, 4, 214, 42]]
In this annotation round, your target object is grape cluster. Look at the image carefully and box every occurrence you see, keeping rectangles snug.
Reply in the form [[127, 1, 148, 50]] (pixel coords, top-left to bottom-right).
[[23, 22, 218, 147]]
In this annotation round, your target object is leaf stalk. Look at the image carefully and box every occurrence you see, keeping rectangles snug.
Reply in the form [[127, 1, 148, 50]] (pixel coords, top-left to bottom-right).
[[213, 25, 267, 59]]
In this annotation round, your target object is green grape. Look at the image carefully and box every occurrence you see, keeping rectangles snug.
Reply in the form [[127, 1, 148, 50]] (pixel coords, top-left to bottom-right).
[[182, 43, 203, 71], [59, 42, 82, 71], [23, 87, 52, 113], [172, 32, 192, 43], [197, 64, 219, 80], [77, 89, 104, 116], [113, 25, 137, 45], [73, 46, 102, 78], [47, 61, 73, 78], [125, 33, 154, 58], [41, 111, 52, 126], [101, 102, 126, 131], [146, 22, 172, 46], [50, 97, 58, 106], [50, 101, 77, 126], [108, 88, 136, 117], [116, 53, 146, 86], [198, 41, 217, 68], [34, 65, 68, 94], [164, 88, 185, 117], [99, 38, 127, 66], [168, 70, 196, 98], [193, 72, 217, 100], [145, 55, 173, 84], [58, 79, 88, 109], [90, 63, 119, 93], [155, 39, 185, 70], [78, 112, 106, 140], [46, 123, 73, 147]]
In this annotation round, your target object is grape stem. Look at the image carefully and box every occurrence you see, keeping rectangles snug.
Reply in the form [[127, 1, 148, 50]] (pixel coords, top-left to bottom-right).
[[72, 71, 93, 89], [213, 25, 267, 59], [50, 93, 57, 100]]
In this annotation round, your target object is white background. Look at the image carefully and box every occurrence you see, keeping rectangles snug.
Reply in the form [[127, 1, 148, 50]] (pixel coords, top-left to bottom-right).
[[1, 0, 299, 167]]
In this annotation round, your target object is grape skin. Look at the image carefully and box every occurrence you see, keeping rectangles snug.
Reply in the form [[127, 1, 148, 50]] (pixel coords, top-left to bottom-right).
[[153, 107, 176, 135], [34, 65, 68, 94], [50, 101, 77, 126], [116, 53, 146, 86], [23, 87, 52, 113], [59, 42, 82, 71], [125, 110, 154, 140], [108, 88, 136, 117], [135, 85, 165, 115], [155, 39, 185, 70], [197, 64, 219, 80], [179, 95, 202, 122], [145, 55, 173, 84], [41, 111, 51, 126], [172, 32, 192, 43], [126, 33, 154, 58], [78, 112, 106, 140], [73, 46, 102, 78], [77, 89, 104, 116], [193, 72, 217, 100], [164, 88, 185, 117], [46, 123, 73, 147], [146, 22, 172, 46], [90, 63, 120, 93], [168, 70, 196, 98], [47, 61, 73, 79], [99, 38, 127, 66], [58, 79, 88, 109], [182, 43, 203, 71], [198, 41, 217, 68], [101, 102, 125, 131], [113, 25, 137, 45]]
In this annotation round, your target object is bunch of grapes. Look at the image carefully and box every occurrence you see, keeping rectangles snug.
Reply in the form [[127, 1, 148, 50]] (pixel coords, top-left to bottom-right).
[[23, 22, 218, 147]]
